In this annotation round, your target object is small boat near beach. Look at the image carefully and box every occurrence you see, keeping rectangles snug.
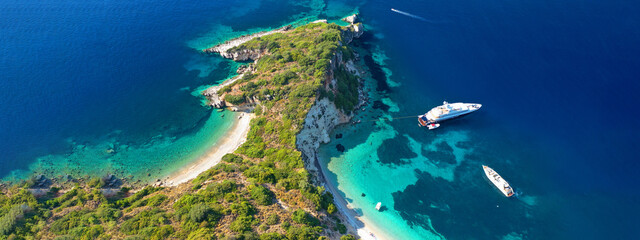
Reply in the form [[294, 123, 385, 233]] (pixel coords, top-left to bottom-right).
[[418, 101, 482, 129], [482, 165, 514, 197], [375, 202, 382, 211]]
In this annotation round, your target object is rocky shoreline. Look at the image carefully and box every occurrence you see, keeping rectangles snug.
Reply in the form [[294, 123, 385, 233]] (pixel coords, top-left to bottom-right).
[[202, 25, 291, 61], [201, 65, 255, 110]]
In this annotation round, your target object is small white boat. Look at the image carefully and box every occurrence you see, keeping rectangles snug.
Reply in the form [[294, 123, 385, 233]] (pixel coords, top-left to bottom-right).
[[427, 123, 440, 130], [482, 165, 514, 197], [375, 202, 382, 211]]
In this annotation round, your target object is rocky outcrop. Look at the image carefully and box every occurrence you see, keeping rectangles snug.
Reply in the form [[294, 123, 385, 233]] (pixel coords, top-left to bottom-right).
[[203, 25, 291, 61], [218, 49, 265, 62], [342, 14, 359, 24], [202, 64, 256, 109], [226, 95, 260, 112], [341, 22, 364, 46], [296, 98, 350, 173], [201, 73, 243, 109]]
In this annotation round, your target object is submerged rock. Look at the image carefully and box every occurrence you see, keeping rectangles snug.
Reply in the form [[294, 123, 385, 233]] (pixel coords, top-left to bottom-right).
[[336, 144, 345, 152]]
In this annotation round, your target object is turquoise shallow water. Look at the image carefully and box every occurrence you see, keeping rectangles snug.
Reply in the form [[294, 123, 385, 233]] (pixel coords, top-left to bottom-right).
[[0, 0, 369, 185], [318, 0, 640, 238], [13, 110, 237, 182], [2, 0, 638, 238], [0, 0, 361, 182]]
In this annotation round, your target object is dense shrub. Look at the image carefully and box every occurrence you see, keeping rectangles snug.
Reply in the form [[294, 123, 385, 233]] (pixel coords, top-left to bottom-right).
[[260, 232, 285, 240], [336, 223, 347, 234], [249, 185, 274, 206], [188, 203, 211, 223], [291, 209, 320, 226], [230, 215, 255, 233], [50, 210, 98, 235], [333, 66, 359, 112], [206, 180, 238, 199], [116, 186, 162, 208], [222, 154, 244, 164], [340, 234, 356, 240], [273, 71, 297, 85], [230, 201, 256, 216], [225, 94, 245, 105], [290, 83, 317, 98], [327, 203, 337, 215], [127, 194, 167, 211], [187, 228, 217, 240], [285, 225, 318, 240], [119, 209, 169, 235], [242, 73, 257, 81], [265, 213, 279, 225], [0, 205, 26, 235]]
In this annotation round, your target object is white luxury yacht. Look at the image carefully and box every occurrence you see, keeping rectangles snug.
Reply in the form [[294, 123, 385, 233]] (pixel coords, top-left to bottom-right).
[[482, 165, 514, 197], [418, 101, 482, 129]]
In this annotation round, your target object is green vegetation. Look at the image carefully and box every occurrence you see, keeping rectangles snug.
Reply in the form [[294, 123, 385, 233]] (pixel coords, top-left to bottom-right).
[[0, 21, 361, 240], [249, 185, 274, 206], [291, 209, 320, 227], [336, 223, 347, 234], [225, 94, 245, 105], [340, 234, 356, 240]]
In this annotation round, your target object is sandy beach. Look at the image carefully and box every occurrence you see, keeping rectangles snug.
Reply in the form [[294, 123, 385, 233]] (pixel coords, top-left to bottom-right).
[[164, 113, 253, 186], [318, 160, 392, 240]]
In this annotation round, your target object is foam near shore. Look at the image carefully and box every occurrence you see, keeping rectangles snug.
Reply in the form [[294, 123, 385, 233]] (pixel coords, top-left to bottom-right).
[[164, 113, 253, 186]]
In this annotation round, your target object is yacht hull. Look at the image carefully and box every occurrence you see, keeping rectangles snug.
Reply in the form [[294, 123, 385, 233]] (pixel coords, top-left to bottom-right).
[[482, 165, 514, 197], [418, 102, 481, 127]]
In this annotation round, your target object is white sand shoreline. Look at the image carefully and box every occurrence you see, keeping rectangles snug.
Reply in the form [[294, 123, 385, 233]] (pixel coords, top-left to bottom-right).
[[318, 159, 392, 240], [164, 113, 253, 186]]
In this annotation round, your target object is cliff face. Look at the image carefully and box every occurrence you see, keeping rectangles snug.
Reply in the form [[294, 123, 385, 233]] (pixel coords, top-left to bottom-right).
[[294, 20, 366, 238], [296, 19, 364, 180], [296, 98, 348, 173], [341, 22, 364, 46]]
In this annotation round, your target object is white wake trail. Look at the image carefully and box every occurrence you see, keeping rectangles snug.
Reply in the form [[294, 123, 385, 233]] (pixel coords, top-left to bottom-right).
[[391, 8, 428, 22]]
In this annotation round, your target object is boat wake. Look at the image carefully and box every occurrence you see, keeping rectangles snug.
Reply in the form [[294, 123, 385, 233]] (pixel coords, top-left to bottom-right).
[[391, 8, 429, 22], [514, 190, 523, 198]]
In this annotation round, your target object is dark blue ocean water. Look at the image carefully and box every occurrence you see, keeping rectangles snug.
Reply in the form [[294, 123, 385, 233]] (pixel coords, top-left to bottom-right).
[[0, 0, 343, 179], [1, 0, 638, 238], [337, 0, 640, 238]]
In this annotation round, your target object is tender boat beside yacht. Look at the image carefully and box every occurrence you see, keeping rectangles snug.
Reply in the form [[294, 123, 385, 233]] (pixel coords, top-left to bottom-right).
[[482, 165, 514, 197], [418, 101, 482, 129]]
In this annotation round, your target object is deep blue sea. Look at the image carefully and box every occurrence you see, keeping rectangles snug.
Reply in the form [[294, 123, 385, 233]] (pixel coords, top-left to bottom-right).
[[319, 0, 640, 239], [1, 0, 639, 239], [0, 0, 345, 180]]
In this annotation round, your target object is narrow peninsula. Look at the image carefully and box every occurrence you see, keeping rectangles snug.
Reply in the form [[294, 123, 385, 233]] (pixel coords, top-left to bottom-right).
[[0, 15, 375, 240]]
